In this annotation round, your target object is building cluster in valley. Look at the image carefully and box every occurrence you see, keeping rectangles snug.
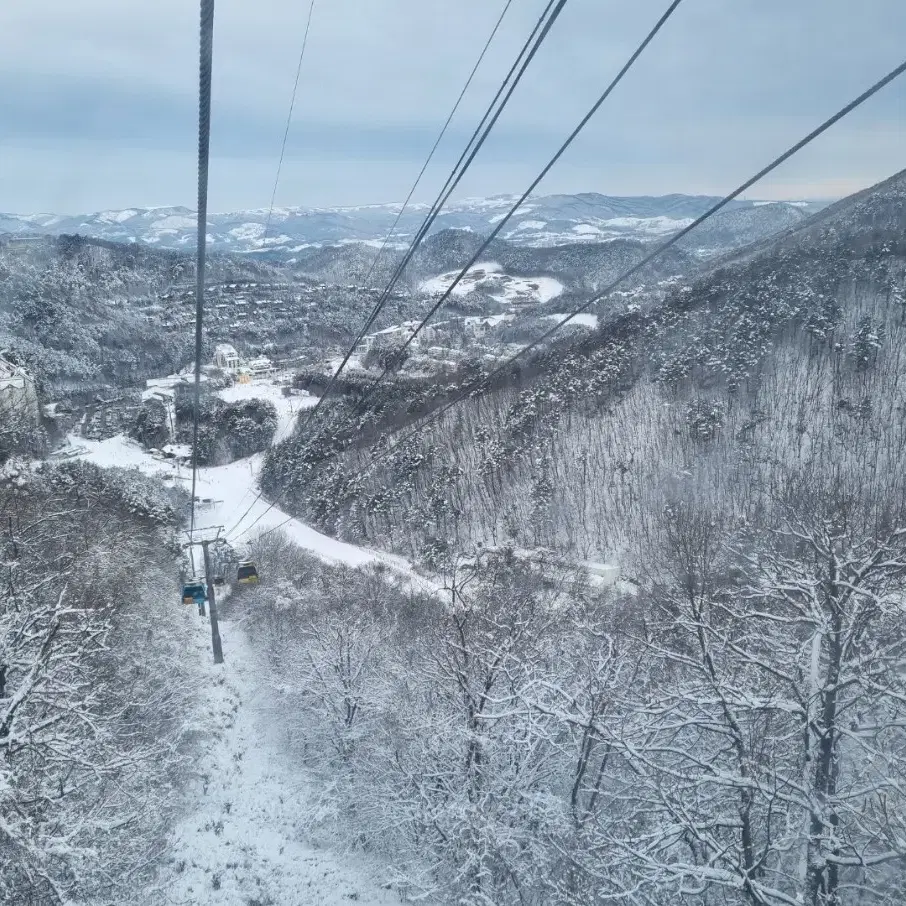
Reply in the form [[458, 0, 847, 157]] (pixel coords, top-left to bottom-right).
[[211, 343, 274, 381], [155, 279, 407, 334], [155, 278, 529, 378]]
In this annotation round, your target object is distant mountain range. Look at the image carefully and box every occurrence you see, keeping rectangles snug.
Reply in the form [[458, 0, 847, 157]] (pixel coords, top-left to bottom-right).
[[0, 193, 830, 261]]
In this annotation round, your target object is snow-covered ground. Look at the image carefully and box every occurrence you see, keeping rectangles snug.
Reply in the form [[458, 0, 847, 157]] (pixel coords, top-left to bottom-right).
[[58, 376, 431, 903], [420, 261, 563, 304], [159, 616, 406, 906], [63, 377, 430, 582], [216, 377, 315, 443], [63, 437, 416, 576], [543, 312, 599, 329]]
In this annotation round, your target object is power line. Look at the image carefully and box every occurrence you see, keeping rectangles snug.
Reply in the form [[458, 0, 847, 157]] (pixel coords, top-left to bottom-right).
[[188, 0, 216, 571], [261, 0, 318, 247]]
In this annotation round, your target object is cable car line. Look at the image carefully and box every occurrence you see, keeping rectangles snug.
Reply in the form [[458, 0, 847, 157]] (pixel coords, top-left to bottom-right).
[[225, 0, 682, 543], [223, 0, 567, 540], [181, 0, 226, 664], [262, 0, 318, 247], [325, 0, 516, 381], [374, 55, 906, 455], [187, 0, 216, 568], [273, 0, 567, 443], [215, 0, 318, 544], [233, 55, 906, 546], [226, 0, 681, 544]]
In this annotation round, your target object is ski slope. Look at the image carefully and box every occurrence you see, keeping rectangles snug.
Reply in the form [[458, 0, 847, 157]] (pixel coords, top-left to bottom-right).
[[65, 437, 418, 575], [62, 379, 416, 575]]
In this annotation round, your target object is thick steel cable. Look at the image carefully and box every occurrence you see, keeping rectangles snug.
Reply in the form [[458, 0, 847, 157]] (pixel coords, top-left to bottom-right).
[[225, 0, 565, 541], [262, 0, 318, 246], [379, 56, 906, 453], [286, 0, 565, 433], [188, 0, 215, 570], [323, 0, 516, 386]]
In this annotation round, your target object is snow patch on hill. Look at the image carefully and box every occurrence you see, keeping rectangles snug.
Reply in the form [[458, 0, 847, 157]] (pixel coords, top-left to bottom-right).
[[150, 214, 198, 231], [543, 312, 599, 329], [420, 262, 563, 304]]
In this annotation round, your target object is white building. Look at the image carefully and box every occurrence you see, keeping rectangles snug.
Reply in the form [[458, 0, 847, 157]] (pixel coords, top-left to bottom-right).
[[245, 357, 275, 378], [0, 355, 39, 427], [358, 321, 426, 357], [213, 343, 240, 371]]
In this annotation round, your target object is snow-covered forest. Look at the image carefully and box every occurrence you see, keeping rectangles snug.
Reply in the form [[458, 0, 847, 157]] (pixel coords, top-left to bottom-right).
[[250, 170, 906, 903], [0, 459, 201, 902], [2, 166, 906, 904]]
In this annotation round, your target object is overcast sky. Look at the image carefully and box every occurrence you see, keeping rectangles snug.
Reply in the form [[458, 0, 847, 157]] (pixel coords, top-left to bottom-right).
[[0, 0, 903, 214]]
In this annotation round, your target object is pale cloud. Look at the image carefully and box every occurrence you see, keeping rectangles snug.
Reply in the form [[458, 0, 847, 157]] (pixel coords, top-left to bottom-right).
[[0, 0, 903, 212]]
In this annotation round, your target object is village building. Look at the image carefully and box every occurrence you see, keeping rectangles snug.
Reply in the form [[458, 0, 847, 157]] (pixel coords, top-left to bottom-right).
[[0, 354, 39, 427], [213, 343, 240, 371]]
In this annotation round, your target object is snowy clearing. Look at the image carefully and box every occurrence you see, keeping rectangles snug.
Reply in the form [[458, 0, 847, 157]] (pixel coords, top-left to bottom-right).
[[217, 378, 315, 443], [63, 375, 427, 584], [65, 434, 419, 577], [420, 262, 563, 305], [158, 619, 407, 906], [59, 379, 438, 903]]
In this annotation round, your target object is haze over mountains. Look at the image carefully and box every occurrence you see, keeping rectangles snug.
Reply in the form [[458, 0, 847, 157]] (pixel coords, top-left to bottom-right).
[[1, 191, 828, 261]]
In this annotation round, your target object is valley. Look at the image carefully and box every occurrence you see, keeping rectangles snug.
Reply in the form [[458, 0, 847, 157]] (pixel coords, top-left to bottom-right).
[[3, 172, 906, 905]]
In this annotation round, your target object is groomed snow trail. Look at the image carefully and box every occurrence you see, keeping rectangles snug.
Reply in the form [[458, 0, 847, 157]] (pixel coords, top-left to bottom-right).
[[160, 616, 405, 906]]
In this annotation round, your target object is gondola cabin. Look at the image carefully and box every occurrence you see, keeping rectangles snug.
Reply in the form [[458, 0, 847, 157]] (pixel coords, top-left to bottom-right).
[[182, 579, 207, 606], [236, 560, 259, 585]]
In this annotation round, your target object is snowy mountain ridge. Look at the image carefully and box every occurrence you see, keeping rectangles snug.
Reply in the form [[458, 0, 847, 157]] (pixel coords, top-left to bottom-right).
[[0, 192, 829, 260]]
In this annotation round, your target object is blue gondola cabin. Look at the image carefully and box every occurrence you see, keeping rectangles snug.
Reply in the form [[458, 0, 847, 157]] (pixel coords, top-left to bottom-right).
[[182, 580, 207, 606]]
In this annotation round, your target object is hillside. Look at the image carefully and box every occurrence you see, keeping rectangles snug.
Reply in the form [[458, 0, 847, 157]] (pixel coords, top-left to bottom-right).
[[245, 169, 906, 906], [8, 170, 905, 904], [0, 234, 280, 392], [0, 225, 699, 412], [289, 227, 697, 292], [262, 168, 906, 563]]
